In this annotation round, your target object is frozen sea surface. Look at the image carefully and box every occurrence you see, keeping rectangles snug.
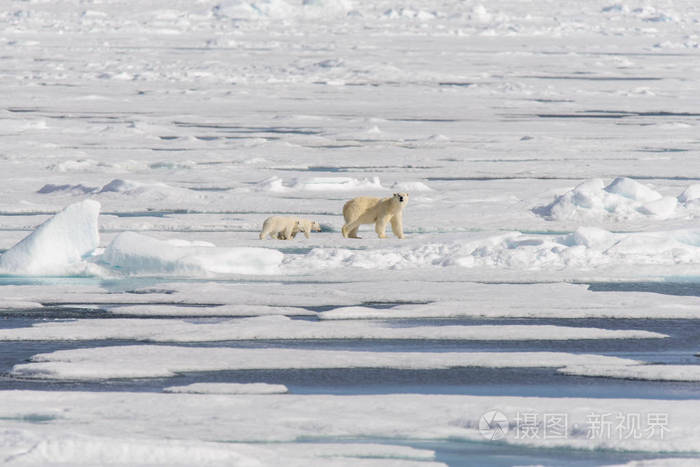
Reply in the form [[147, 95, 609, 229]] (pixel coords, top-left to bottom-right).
[[1, 0, 700, 465]]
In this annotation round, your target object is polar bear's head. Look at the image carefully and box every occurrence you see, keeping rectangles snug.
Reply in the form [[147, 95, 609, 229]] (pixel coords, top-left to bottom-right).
[[298, 219, 322, 233], [393, 192, 409, 205]]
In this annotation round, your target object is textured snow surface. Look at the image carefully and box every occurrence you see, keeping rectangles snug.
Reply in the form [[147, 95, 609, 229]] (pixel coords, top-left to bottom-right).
[[534, 178, 693, 221]]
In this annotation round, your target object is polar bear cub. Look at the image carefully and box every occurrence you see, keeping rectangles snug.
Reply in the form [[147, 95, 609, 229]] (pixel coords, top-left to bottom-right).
[[341, 192, 408, 239], [259, 216, 322, 240]]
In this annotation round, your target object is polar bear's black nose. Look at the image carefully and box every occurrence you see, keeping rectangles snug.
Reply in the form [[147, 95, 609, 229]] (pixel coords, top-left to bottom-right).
[[399, 196, 404, 202]]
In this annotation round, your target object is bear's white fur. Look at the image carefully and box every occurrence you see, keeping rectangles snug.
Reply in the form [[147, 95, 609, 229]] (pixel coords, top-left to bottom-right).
[[279, 218, 322, 240], [341, 192, 408, 239], [259, 216, 321, 240]]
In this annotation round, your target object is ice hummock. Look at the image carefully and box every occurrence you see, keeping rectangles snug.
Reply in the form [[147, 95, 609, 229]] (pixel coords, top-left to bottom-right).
[[0, 200, 100, 275], [534, 177, 682, 221]]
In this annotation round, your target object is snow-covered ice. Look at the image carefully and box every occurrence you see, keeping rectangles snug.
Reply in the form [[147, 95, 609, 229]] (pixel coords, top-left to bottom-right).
[[163, 383, 289, 394], [11, 346, 641, 380], [101, 231, 283, 275], [0, 200, 100, 275], [0, 316, 666, 342], [0, 391, 699, 459], [559, 364, 700, 382]]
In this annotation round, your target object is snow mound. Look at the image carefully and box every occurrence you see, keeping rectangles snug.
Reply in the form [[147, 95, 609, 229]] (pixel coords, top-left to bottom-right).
[[255, 176, 385, 192], [102, 232, 282, 276], [93, 178, 202, 204], [164, 383, 288, 394], [0, 200, 100, 275], [535, 177, 683, 221], [99, 178, 165, 195]]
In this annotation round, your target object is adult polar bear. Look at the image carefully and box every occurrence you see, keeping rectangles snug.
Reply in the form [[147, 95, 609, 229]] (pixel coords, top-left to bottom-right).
[[341, 193, 408, 239]]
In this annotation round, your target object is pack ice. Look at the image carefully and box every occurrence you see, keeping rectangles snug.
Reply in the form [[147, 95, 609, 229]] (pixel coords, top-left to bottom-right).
[[0, 200, 100, 275]]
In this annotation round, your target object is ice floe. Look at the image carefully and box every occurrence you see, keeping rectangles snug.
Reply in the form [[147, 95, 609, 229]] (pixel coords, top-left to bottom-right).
[[0, 424, 441, 466], [0, 316, 666, 342], [163, 383, 289, 394], [0, 200, 100, 275], [0, 391, 698, 455], [10, 346, 640, 380], [559, 364, 700, 382], [101, 231, 283, 275]]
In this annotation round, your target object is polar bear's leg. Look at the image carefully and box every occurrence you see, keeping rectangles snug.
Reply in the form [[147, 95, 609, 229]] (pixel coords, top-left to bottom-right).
[[283, 224, 295, 240], [342, 220, 362, 238], [260, 226, 272, 240], [375, 215, 390, 238], [390, 212, 404, 239]]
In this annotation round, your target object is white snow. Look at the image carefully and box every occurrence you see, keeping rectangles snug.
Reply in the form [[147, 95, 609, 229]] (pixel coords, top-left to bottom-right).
[[391, 181, 433, 192], [0, 200, 100, 275], [163, 383, 289, 394], [101, 232, 283, 275], [0, 391, 699, 456], [535, 178, 678, 221], [559, 364, 700, 382], [10, 346, 641, 380], [0, 316, 666, 342], [278, 226, 700, 273], [0, 429, 439, 467], [605, 177, 663, 203], [253, 176, 385, 193]]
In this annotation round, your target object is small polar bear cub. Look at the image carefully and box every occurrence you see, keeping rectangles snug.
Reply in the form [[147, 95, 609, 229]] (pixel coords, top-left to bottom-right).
[[342, 192, 408, 239], [259, 216, 322, 240]]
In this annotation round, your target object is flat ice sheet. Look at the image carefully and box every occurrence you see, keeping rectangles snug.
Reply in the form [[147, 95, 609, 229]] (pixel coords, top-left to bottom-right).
[[163, 383, 289, 394], [10, 346, 641, 380], [0, 316, 666, 342], [0, 391, 698, 457], [560, 364, 700, 382]]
